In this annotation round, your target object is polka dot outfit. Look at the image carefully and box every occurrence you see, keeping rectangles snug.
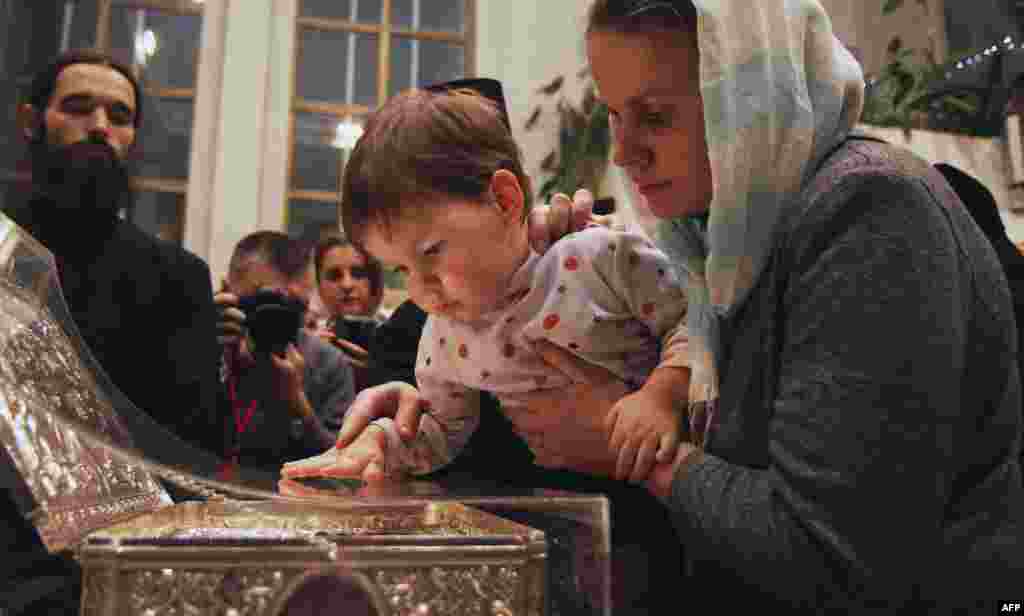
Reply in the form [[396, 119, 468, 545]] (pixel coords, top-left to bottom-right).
[[371, 226, 689, 475]]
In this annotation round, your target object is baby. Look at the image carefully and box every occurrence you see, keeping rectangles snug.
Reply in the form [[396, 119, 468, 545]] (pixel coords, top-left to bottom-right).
[[286, 87, 689, 483]]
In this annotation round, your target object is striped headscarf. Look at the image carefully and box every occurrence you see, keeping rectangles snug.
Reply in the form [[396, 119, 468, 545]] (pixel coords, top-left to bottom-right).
[[648, 0, 865, 445]]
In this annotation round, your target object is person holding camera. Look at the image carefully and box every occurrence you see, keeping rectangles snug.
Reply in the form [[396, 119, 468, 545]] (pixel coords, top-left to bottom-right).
[[307, 235, 387, 391], [215, 231, 356, 473]]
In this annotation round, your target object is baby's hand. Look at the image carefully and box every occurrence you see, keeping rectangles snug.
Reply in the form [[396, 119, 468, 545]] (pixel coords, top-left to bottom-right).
[[281, 424, 391, 482], [605, 386, 682, 483]]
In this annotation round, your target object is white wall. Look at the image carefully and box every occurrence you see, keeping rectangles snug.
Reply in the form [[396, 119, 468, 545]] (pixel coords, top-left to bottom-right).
[[185, 0, 294, 285], [475, 0, 592, 197], [820, 0, 948, 76]]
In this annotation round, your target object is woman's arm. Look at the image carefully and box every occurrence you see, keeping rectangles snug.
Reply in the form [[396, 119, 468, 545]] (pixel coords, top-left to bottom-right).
[[667, 173, 973, 603], [509, 172, 986, 603]]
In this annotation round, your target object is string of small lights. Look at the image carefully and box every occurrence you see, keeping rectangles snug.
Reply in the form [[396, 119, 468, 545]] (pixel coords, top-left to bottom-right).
[[945, 35, 1020, 80]]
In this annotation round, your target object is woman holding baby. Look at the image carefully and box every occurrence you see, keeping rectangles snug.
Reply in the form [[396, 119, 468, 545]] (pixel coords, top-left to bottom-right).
[[286, 0, 1023, 610]]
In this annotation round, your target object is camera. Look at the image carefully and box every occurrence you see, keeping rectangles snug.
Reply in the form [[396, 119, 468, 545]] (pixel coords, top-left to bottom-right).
[[236, 289, 305, 355], [332, 316, 378, 351]]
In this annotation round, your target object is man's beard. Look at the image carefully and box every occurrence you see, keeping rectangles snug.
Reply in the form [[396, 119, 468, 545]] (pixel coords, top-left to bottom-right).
[[30, 133, 133, 225]]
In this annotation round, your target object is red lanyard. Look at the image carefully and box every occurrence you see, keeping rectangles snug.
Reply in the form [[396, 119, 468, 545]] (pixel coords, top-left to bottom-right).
[[227, 374, 257, 453]]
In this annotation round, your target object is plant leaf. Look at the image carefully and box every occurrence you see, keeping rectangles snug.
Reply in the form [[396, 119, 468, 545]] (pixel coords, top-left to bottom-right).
[[582, 87, 597, 115], [524, 108, 542, 130], [540, 151, 558, 172], [882, 0, 905, 15], [943, 96, 978, 114], [538, 177, 561, 201], [538, 76, 564, 96]]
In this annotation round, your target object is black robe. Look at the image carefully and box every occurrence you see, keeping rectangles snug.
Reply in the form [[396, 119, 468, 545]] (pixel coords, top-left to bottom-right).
[[0, 196, 222, 614]]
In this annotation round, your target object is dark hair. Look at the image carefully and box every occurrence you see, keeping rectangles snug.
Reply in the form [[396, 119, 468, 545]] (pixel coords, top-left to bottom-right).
[[229, 231, 313, 282], [314, 235, 384, 298], [27, 48, 144, 129], [340, 87, 532, 242], [586, 0, 698, 36], [935, 163, 1023, 266], [425, 78, 511, 131]]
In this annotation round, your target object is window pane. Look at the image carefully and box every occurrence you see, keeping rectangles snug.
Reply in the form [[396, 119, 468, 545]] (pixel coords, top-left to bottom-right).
[[109, 7, 202, 89], [128, 190, 183, 244], [296, 27, 378, 106], [0, 0, 100, 82], [288, 199, 340, 242], [136, 97, 192, 179], [293, 112, 348, 192], [389, 36, 465, 95], [66, 0, 100, 51], [393, 0, 464, 33], [300, 0, 382, 24], [293, 113, 366, 191]]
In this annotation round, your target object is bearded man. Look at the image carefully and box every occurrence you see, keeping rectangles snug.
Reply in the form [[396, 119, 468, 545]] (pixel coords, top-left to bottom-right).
[[0, 49, 223, 615], [8, 49, 222, 450]]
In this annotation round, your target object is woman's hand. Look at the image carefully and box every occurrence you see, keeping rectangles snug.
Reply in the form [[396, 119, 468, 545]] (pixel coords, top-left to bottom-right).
[[330, 337, 371, 370], [501, 340, 630, 478], [644, 440, 702, 504], [527, 189, 609, 254], [606, 385, 682, 483]]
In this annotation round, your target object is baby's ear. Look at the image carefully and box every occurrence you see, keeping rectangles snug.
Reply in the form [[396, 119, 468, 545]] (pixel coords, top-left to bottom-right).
[[490, 169, 525, 220]]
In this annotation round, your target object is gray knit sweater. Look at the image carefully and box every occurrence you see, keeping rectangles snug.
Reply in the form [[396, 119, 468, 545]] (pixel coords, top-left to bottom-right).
[[668, 137, 1023, 610], [230, 330, 355, 468]]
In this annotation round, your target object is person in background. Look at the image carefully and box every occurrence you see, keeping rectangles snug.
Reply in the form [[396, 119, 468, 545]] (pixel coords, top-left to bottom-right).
[[6, 48, 223, 456], [935, 162, 1024, 480], [1, 48, 222, 616], [215, 231, 355, 473], [314, 235, 387, 324], [308, 235, 386, 390]]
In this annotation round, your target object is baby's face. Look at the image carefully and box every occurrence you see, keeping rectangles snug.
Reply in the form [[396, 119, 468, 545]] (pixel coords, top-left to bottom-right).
[[362, 197, 528, 323]]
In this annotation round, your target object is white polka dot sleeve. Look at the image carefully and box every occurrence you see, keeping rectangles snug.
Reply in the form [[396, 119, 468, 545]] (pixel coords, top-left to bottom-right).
[[553, 227, 690, 369]]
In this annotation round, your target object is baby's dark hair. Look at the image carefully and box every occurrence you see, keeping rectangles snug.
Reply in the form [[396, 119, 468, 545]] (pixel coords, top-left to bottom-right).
[[587, 0, 698, 36], [340, 87, 531, 242]]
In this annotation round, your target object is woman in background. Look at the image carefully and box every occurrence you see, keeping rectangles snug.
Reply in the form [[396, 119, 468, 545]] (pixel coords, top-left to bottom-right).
[[310, 236, 386, 387]]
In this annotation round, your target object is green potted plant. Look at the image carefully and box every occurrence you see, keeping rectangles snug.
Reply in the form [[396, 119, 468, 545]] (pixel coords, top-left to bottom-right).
[[860, 0, 981, 134], [524, 68, 611, 203]]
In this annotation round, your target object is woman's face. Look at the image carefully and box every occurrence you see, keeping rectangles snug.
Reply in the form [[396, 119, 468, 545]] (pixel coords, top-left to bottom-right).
[[319, 245, 377, 317], [587, 27, 712, 219]]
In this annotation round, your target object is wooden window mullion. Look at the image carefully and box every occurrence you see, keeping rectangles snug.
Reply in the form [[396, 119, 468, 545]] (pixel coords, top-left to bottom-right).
[[96, 0, 203, 245], [287, 112, 298, 199], [378, 0, 391, 105], [296, 17, 382, 35], [96, 0, 112, 50], [465, 0, 476, 77]]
